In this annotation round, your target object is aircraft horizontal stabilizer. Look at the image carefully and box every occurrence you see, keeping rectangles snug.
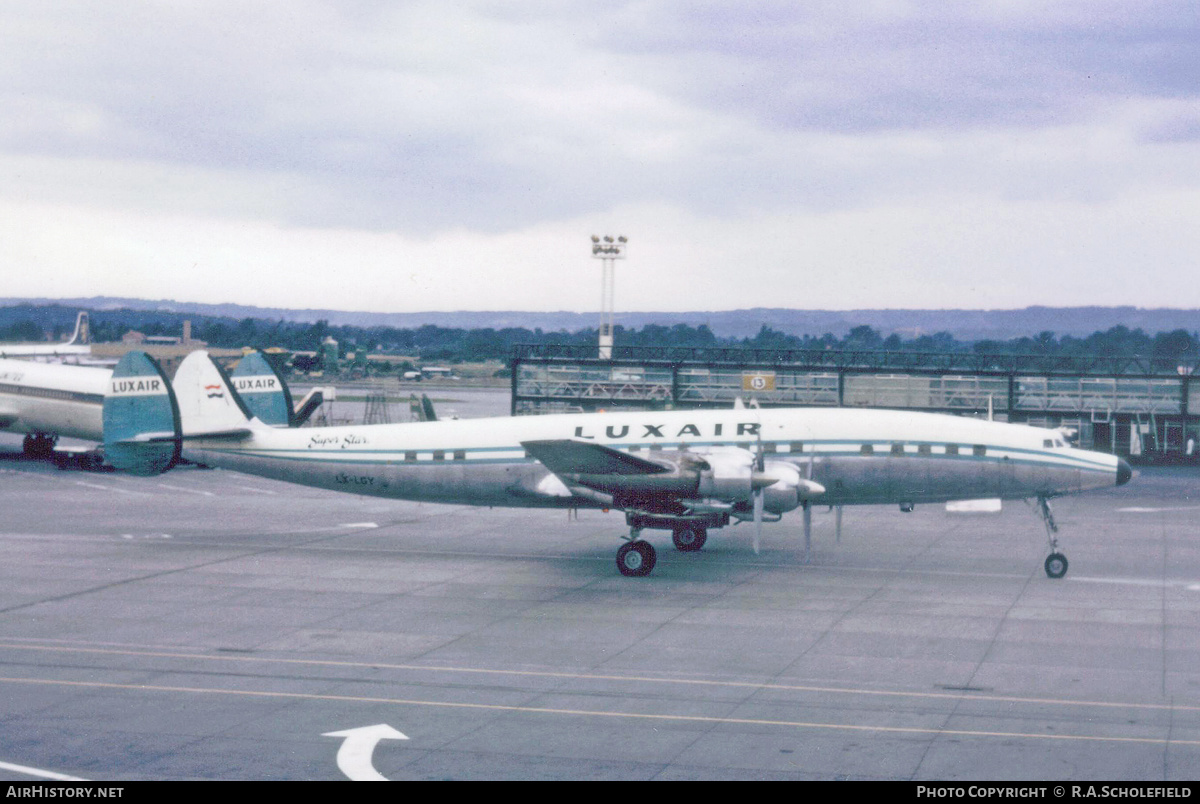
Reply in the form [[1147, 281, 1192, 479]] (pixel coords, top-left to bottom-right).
[[116, 430, 180, 443], [179, 428, 254, 441], [292, 387, 326, 426], [521, 439, 671, 476]]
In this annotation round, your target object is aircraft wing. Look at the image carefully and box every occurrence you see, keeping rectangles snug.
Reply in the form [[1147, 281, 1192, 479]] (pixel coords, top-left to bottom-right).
[[522, 439, 823, 523], [521, 439, 671, 476], [521, 439, 703, 502]]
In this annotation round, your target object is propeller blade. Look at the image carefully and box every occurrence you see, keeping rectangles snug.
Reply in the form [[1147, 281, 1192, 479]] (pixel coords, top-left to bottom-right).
[[803, 502, 812, 562], [753, 489, 763, 554]]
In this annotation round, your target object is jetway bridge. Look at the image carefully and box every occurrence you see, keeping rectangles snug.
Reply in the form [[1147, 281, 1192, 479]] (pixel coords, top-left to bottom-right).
[[511, 344, 1200, 460]]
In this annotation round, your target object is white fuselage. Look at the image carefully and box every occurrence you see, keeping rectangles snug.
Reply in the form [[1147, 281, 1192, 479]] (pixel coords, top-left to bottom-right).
[[0, 358, 110, 440], [183, 407, 1123, 509]]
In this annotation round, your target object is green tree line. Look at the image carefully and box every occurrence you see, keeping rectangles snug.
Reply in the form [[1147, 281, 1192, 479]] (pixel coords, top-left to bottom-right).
[[1, 304, 1197, 365]]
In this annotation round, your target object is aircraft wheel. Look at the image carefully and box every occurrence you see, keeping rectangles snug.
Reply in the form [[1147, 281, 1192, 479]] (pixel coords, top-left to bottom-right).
[[1044, 552, 1068, 579], [22, 433, 55, 458], [616, 540, 656, 577], [672, 526, 707, 552]]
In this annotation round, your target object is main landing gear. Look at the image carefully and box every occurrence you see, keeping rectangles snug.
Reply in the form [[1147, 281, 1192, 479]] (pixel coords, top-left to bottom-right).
[[22, 433, 57, 459], [615, 514, 726, 577], [616, 524, 707, 577], [616, 534, 656, 577], [672, 524, 707, 552], [1035, 495, 1069, 579]]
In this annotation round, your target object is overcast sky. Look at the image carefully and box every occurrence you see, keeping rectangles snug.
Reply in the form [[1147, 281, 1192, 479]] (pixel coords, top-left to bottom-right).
[[2, 1, 1198, 314]]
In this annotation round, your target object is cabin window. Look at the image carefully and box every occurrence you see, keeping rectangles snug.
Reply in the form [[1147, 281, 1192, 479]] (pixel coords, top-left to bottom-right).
[[860, 444, 875, 455], [789, 441, 804, 453], [1043, 439, 1054, 448], [763, 442, 777, 453], [973, 444, 987, 456], [945, 444, 959, 455], [917, 444, 931, 455], [649, 444, 662, 452], [629, 445, 641, 452], [433, 450, 445, 461], [890, 443, 905, 456], [453, 450, 465, 461], [404, 451, 417, 462]]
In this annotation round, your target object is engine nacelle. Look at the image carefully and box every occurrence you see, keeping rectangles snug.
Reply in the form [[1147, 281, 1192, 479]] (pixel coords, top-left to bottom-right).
[[696, 451, 755, 501], [759, 460, 804, 515]]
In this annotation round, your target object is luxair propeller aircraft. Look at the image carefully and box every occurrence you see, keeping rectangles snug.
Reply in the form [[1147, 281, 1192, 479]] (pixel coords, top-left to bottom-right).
[[0, 351, 296, 458], [104, 351, 1132, 579]]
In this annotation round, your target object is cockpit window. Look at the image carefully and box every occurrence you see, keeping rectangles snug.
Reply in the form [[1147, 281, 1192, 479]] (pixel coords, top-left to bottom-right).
[[1043, 439, 1054, 448]]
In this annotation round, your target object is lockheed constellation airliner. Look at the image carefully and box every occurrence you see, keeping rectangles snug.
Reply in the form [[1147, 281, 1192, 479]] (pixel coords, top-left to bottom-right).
[[0, 351, 296, 458], [103, 351, 1132, 578]]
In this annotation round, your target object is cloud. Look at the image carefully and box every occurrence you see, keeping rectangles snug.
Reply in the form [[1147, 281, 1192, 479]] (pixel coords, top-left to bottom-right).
[[1, 2, 1199, 310]]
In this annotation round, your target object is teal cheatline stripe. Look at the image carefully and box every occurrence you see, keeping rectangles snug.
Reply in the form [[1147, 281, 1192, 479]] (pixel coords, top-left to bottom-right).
[[102, 351, 180, 476], [197, 441, 1112, 475], [0, 383, 104, 405]]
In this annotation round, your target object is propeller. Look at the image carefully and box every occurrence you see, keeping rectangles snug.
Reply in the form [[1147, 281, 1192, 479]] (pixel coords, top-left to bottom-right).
[[746, 428, 825, 557], [752, 428, 765, 554], [752, 480, 764, 554], [804, 447, 816, 561]]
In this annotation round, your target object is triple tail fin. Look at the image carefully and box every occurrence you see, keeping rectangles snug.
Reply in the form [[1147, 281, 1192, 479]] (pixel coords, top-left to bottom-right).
[[172, 351, 256, 438], [102, 351, 181, 476], [229, 350, 294, 427]]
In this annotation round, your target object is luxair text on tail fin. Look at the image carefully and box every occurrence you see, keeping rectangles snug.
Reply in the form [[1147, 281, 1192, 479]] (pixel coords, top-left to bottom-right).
[[102, 351, 181, 475], [229, 350, 294, 427], [173, 351, 256, 438]]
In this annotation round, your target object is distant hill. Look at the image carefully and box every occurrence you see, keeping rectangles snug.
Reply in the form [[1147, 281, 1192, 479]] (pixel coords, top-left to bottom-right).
[[4, 297, 1200, 342]]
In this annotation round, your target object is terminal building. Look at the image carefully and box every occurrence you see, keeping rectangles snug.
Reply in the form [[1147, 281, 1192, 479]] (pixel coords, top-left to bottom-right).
[[511, 344, 1200, 461]]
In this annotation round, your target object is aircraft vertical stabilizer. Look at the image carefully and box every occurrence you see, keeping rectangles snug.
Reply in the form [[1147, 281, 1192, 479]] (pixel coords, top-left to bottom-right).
[[229, 351, 294, 426], [173, 351, 256, 437], [69, 311, 90, 346], [102, 351, 180, 475]]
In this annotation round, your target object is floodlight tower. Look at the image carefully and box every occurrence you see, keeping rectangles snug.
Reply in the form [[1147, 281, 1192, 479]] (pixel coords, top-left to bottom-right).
[[590, 234, 627, 359]]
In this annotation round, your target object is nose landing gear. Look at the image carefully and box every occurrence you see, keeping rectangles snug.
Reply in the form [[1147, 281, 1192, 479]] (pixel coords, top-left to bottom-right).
[[1036, 495, 1068, 579]]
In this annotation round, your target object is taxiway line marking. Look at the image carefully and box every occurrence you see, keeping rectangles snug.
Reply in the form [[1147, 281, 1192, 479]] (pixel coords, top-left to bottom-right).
[[236, 484, 277, 495], [73, 481, 135, 494], [324, 724, 408, 782], [1070, 576, 1200, 590], [156, 482, 215, 497], [0, 675, 1192, 747], [0, 641, 1196, 715], [1118, 506, 1200, 513], [0, 760, 88, 781]]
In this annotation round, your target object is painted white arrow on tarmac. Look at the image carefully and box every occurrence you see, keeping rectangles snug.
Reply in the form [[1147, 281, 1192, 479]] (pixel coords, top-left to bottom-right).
[[323, 723, 409, 781]]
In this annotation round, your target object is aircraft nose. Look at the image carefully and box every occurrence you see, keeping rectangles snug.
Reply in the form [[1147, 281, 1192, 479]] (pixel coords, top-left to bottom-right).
[[1116, 458, 1133, 486]]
